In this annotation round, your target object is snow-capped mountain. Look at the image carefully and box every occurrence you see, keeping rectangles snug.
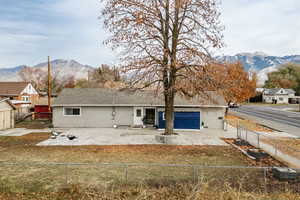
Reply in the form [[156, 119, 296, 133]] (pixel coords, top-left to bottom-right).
[[1, 53, 300, 85], [0, 59, 93, 81], [0, 65, 26, 81], [220, 52, 300, 85]]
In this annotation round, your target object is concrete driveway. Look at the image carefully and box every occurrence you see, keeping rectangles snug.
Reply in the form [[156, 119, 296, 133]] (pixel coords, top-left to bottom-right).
[[37, 127, 236, 146]]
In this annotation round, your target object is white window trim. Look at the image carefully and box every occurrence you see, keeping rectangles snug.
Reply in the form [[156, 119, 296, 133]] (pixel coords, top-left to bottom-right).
[[136, 109, 142, 117], [63, 107, 82, 117], [22, 96, 30, 102]]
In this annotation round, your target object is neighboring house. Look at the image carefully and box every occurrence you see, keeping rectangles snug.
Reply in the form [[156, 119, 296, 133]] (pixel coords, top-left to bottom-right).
[[0, 82, 39, 111], [52, 88, 227, 130], [0, 98, 15, 130], [262, 88, 295, 104]]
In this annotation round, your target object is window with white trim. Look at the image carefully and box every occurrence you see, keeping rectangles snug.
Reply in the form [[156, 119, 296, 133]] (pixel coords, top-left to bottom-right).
[[64, 107, 81, 116], [136, 109, 141, 117], [22, 96, 30, 102]]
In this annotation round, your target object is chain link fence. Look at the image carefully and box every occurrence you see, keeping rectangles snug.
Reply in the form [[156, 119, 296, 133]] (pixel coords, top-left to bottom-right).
[[236, 124, 300, 168]]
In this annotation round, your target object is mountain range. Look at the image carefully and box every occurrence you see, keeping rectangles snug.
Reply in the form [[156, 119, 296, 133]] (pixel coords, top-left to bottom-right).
[[0, 59, 93, 82], [220, 52, 300, 85], [1, 53, 300, 85]]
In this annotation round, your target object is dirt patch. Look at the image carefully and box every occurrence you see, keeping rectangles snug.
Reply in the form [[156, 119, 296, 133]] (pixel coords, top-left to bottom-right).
[[0, 133, 51, 147], [15, 120, 52, 129], [225, 114, 273, 132]]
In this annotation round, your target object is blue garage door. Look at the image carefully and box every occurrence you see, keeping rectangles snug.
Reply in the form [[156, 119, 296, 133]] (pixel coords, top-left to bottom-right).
[[158, 112, 200, 129]]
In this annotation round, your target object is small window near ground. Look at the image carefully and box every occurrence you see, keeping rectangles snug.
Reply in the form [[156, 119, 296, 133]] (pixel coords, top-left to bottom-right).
[[136, 109, 141, 117], [64, 107, 81, 116]]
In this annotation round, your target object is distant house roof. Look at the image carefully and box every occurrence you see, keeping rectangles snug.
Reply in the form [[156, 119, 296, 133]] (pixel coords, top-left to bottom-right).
[[263, 88, 295, 95], [256, 88, 265, 93], [53, 88, 226, 107], [0, 82, 30, 96], [0, 98, 16, 110]]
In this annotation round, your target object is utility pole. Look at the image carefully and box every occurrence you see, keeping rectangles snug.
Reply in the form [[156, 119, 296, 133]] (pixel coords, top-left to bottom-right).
[[48, 56, 52, 113]]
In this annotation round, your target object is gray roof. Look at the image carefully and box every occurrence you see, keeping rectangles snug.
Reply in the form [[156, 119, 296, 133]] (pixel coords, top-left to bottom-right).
[[263, 88, 295, 95], [52, 88, 226, 107]]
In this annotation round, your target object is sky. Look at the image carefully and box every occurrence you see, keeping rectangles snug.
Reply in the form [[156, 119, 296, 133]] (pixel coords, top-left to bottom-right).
[[0, 0, 299, 68]]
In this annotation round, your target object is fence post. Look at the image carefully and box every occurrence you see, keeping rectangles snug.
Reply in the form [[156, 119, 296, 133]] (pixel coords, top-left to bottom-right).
[[65, 163, 69, 186], [124, 164, 128, 183], [193, 167, 197, 183], [275, 141, 278, 156], [263, 168, 267, 192]]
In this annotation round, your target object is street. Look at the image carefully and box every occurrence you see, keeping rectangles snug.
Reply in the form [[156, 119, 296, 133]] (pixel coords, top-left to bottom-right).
[[230, 105, 300, 136]]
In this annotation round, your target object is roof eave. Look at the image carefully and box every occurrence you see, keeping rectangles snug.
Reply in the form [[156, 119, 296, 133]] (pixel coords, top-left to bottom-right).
[[52, 104, 227, 108]]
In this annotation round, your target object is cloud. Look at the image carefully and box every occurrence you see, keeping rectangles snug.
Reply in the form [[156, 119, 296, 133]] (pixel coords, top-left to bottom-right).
[[0, 0, 299, 68], [220, 0, 300, 56], [0, 0, 114, 68]]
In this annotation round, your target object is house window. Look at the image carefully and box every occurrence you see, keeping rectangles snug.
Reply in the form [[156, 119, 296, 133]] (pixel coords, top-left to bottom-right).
[[136, 109, 141, 117], [279, 97, 284, 101], [22, 96, 30, 102], [64, 107, 81, 116]]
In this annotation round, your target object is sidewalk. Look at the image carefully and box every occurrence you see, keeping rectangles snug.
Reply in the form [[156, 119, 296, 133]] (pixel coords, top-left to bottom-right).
[[0, 128, 50, 136], [230, 110, 300, 137]]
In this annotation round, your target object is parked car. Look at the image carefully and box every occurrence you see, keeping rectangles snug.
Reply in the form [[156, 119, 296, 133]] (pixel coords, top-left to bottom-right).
[[229, 102, 240, 108]]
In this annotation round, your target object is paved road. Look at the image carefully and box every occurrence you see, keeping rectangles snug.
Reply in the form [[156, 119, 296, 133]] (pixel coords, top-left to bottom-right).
[[230, 105, 300, 136]]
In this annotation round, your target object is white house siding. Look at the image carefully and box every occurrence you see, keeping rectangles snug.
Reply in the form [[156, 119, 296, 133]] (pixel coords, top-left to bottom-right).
[[263, 95, 289, 104], [114, 107, 134, 126], [53, 106, 225, 129], [53, 106, 133, 128], [0, 102, 14, 130], [21, 83, 38, 95], [200, 107, 225, 129]]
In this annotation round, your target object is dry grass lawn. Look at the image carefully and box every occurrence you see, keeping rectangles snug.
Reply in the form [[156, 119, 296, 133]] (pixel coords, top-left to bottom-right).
[[0, 132, 300, 199], [262, 137, 300, 160], [226, 115, 273, 132], [0, 132, 249, 165]]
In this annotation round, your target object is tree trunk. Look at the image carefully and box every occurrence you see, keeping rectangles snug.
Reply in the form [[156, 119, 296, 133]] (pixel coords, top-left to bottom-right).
[[164, 89, 175, 135]]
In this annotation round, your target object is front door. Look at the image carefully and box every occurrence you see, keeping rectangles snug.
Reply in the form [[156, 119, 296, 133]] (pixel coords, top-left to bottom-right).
[[133, 107, 143, 126], [144, 108, 156, 125]]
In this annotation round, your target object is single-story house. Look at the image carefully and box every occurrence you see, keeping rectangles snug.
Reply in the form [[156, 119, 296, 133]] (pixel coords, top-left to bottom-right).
[[0, 98, 16, 130], [0, 82, 39, 112], [262, 88, 295, 104], [52, 88, 227, 130]]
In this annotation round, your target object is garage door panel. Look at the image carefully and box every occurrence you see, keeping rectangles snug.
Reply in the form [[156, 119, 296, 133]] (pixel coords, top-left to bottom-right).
[[158, 112, 200, 129]]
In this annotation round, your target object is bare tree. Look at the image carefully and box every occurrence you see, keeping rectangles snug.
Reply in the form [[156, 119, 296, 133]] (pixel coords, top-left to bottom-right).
[[101, 0, 223, 134]]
